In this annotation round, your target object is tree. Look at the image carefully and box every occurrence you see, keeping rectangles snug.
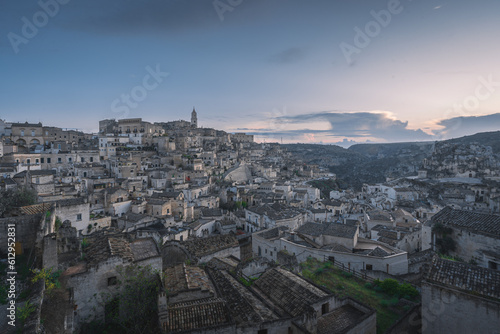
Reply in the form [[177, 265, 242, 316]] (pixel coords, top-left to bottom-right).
[[0, 187, 37, 217]]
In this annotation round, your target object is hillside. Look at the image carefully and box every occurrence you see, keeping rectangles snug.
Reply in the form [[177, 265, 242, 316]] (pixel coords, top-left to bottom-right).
[[284, 131, 500, 190]]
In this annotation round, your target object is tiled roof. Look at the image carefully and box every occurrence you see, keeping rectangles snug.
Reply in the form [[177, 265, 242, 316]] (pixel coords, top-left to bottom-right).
[[85, 234, 134, 267], [166, 297, 232, 332], [317, 304, 366, 334], [164, 264, 214, 295], [368, 247, 390, 257], [14, 170, 55, 178], [129, 238, 159, 261], [323, 223, 358, 238], [296, 222, 325, 237], [321, 243, 351, 253], [19, 202, 53, 215], [431, 207, 500, 238], [183, 234, 239, 258], [297, 222, 357, 239], [208, 269, 278, 326], [253, 267, 329, 317], [255, 226, 288, 240], [425, 256, 500, 300], [164, 264, 187, 295], [247, 203, 303, 221]]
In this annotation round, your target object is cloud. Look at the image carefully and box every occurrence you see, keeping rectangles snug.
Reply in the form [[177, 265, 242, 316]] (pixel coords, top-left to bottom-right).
[[256, 111, 433, 142], [55, 0, 222, 34], [434, 113, 500, 139], [269, 47, 306, 64]]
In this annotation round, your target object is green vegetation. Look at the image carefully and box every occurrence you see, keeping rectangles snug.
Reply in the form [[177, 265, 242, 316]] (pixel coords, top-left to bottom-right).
[[307, 178, 341, 198], [82, 264, 162, 334], [17, 300, 37, 330], [0, 187, 37, 217], [438, 253, 465, 263], [300, 258, 419, 334], [31, 268, 62, 294], [238, 276, 257, 287], [433, 223, 456, 255], [54, 217, 62, 231]]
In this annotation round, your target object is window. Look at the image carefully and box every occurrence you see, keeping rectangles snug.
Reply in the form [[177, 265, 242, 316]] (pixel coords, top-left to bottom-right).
[[21, 130, 24, 136], [68, 157, 72, 162], [107, 276, 117, 286], [321, 303, 329, 315], [58, 158, 62, 163], [35, 159, 39, 164], [258, 330, 268, 334], [41, 158, 44, 163], [489, 261, 498, 270], [366, 264, 373, 270], [90, 157, 94, 162], [47, 158, 51, 163], [26, 159, 30, 164], [81, 157, 85, 162], [76, 214, 82, 221], [31, 130, 35, 136]]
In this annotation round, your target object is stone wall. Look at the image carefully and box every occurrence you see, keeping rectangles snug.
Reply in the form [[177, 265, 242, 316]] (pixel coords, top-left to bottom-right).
[[42, 234, 58, 270], [55, 202, 90, 236], [421, 283, 500, 334], [385, 303, 421, 334], [448, 227, 500, 269], [252, 234, 409, 275], [0, 214, 42, 255], [66, 256, 125, 327]]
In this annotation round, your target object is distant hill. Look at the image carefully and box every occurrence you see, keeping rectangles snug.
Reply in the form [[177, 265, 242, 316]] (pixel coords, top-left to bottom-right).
[[348, 141, 434, 159], [284, 131, 500, 190], [442, 131, 500, 154]]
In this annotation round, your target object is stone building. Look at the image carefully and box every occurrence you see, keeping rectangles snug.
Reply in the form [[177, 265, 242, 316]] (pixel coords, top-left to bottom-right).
[[160, 264, 376, 333], [421, 256, 500, 334], [11, 122, 44, 148], [253, 226, 409, 275], [424, 207, 500, 270], [162, 234, 240, 267], [63, 235, 162, 330]]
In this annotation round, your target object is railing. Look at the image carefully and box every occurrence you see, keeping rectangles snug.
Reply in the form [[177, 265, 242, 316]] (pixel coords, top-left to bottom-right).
[[322, 256, 375, 283]]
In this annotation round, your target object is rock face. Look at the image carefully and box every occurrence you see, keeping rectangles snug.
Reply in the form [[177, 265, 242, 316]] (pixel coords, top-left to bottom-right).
[[224, 163, 251, 183]]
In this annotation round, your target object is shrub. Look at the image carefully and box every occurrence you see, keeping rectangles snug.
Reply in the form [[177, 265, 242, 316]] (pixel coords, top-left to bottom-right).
[[314, 268, 324, 276], [302, 269, 313, 279], [380, 279, 400, 296], [364, 283, 372, 289], [398, 283, 419, 299], [336, 283, 344, 290], [342, 271, 353, 278], [380, 297, 398, 308]]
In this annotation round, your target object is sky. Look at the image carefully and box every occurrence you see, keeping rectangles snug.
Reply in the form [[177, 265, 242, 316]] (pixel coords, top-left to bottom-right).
[[1, 0, 500, 145]]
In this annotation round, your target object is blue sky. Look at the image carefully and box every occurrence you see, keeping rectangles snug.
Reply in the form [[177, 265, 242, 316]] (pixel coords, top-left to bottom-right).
[[1, 0, 500, 144]]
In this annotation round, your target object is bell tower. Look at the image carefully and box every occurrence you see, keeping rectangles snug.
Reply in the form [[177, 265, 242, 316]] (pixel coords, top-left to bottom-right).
[[191, 107, 198, 128]]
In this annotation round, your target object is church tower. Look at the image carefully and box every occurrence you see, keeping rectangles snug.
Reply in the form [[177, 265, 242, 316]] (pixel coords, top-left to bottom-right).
[[191, 107, 198, 128]]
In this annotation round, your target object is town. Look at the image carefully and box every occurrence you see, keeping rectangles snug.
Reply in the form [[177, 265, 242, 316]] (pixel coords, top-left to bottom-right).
[[0, 111, 499, 334]]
